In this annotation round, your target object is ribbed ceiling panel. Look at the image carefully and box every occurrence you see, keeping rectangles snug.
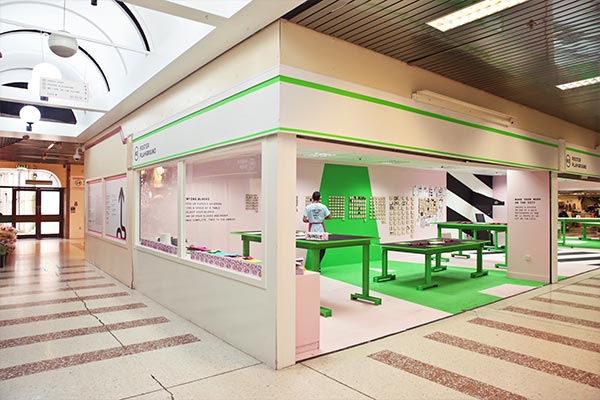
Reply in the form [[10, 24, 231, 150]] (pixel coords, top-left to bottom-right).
[[286, 0, 600, 132]]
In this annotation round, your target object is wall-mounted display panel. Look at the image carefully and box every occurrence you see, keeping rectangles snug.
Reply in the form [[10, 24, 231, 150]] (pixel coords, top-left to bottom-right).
[[105, 175, 127, 242], [139, 163, 178, 255], [86, 180, 103, 235]]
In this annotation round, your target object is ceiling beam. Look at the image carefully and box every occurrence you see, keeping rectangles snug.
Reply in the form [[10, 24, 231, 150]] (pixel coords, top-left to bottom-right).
[[0, 85, 110, 113]]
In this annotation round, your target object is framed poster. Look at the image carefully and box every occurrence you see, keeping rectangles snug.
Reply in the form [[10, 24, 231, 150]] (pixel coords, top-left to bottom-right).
[[104, 175, 127, 242], [86, 180, 103, 235]]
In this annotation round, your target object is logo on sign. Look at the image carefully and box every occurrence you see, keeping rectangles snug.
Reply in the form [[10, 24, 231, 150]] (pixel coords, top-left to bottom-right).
[[134, 146, 139, 162], [565, 154, 571, 168]]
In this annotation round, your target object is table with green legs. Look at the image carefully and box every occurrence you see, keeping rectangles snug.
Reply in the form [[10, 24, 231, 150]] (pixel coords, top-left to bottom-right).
[[374, 238, 488, 290], [432, 222, 507, 268], [558, 217, 600, 245], [233, 232, 382, 317]]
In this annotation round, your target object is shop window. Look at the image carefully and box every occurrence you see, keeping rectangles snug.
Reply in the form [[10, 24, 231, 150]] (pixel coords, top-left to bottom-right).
[[185, 145, 263, 278], [139, 164, 178, 254]]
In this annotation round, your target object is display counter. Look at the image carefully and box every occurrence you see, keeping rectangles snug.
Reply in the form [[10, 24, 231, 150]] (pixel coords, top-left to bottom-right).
[[233, 231, 382, 316], [374, 238, 487, 290], [432, 222, 507, 268], [558, 217, 600, 245]]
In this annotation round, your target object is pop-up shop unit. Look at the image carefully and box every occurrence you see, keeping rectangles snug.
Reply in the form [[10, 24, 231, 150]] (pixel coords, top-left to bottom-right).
[[130, 61, 567, 368]]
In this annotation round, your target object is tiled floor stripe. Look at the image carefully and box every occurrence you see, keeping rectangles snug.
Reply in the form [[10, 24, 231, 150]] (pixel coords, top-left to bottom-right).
[[0, 291, 129, 310], [0, 283, 117, 298], [557, 256, 600, 262], [0, 316, 169, 349], [0, 303, 147, 327], [531, 296, 600, 311], [555, 289, 600, 299], [590, 277, 600, 281], [503, 306, 600, 329], [468, 318, 600, 353], [425, 332, 600, 388], [368, 350, 527, 400], [0, 270, 95, 280], [573, 282, 600, 289], [0, 276, 104, 288], [0, 334, 200, 381], [0, 264, 87, 273]]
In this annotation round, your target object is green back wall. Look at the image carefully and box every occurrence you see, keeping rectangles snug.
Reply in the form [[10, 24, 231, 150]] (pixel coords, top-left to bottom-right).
[[314, 163, 381, 267]]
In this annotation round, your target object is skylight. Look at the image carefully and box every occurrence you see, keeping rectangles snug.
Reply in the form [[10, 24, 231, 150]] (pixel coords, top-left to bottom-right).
[[426, 0, 530, 32], [165, 0, 252, 18]]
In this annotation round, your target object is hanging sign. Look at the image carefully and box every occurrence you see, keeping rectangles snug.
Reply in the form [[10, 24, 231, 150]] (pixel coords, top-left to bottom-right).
[[40, 77, 89, 102]]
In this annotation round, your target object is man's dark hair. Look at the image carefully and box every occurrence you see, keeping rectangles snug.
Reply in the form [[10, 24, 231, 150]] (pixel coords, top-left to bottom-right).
[[312, 191, 321, 201]]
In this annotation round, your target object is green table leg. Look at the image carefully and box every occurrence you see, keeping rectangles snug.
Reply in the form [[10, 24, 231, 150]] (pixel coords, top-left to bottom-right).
[[351, 244, 382, 305], [452, 228, 470, 259], [471, 244, 488, 278], [374, 249, 395, 282], [320, 306, 332, 318], [417, 254, 438, 290], [242, 239, 250, 257], [561, 221, 566, 246], [432, 252, 447, 272], [495, 231, 508, 268], [307, 249, 320, 272], [582, 224, 588, 240]]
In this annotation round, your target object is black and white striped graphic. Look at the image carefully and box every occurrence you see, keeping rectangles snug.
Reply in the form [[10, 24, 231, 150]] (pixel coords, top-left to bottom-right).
[[446, 172, 503, 222], [446, 172, 505, 241], [558, 250, 600, 264]]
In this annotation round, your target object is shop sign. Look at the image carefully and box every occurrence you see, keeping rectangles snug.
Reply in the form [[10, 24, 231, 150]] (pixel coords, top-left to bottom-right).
[[564, 148, 600, 176]]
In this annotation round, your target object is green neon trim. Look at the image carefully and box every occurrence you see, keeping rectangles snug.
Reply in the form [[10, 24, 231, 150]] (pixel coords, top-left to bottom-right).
[[279, 76, 558, 148], [566, 147, 600, 159], [133, 76, 281, 143], [281, 127, 559, 171], [132, 128, 278, 169]]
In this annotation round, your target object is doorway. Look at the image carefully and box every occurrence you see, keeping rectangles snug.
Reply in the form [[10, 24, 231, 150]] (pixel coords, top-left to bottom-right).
[[0, 186, 64, 239]]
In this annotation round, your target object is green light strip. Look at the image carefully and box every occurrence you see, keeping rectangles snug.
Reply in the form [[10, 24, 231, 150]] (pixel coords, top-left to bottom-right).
[[133, 76, 281, 143], [566, 147, 600, 159], [279, 76, 558, 148], [281, 127, 558, 171], [132, 128, 278, 168]]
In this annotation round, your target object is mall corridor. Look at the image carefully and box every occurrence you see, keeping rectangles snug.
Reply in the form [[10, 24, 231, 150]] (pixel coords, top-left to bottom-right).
[[0, 239, 599, 399]]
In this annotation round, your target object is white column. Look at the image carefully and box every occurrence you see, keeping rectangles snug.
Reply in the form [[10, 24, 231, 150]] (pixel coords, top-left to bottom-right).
[[507, 170, 552, 282], [549, 171, 558, 283], [262, 133, 297, 369]]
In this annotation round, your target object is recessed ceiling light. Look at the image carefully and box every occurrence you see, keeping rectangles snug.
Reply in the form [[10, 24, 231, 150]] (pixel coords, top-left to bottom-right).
[[426, 0, 530, 32], [556, 76, 600, 90], [308, 152, 336, 158]]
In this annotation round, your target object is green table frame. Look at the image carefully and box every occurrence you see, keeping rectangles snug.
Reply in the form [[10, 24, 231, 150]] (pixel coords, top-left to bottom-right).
[[233, 232, 382, 317], [558, 217, 600, 246], [432, 222, 507, 268], [374, 239, 488, 290]]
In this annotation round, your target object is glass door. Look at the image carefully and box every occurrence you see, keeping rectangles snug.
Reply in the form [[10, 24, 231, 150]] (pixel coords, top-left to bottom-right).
[[11, 187, 64, 239]]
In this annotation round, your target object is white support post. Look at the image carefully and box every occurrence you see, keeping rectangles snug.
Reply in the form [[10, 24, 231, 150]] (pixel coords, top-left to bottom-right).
[[262, 133, 297, 369]]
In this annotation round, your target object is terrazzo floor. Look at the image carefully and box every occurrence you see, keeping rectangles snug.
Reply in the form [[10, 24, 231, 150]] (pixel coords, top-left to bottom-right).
[[1, 239, 599, 399]]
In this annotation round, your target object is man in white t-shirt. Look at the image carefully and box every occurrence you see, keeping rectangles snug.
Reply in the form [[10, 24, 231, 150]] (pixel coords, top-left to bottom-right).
[[303, 191, 332, 262]]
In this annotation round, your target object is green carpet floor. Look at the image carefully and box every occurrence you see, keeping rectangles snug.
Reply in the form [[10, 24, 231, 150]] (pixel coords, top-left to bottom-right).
[[559, 238, 600, 249], [321, 261, 545, 314]]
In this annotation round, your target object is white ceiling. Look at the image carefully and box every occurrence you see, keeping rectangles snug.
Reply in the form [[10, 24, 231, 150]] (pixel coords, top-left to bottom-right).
[[0, 0, 304, 142]]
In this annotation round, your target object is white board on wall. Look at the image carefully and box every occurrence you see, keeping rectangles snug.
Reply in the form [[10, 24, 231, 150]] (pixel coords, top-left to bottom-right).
[[87, 180, 103, 235], [104, 175, 127, 242]]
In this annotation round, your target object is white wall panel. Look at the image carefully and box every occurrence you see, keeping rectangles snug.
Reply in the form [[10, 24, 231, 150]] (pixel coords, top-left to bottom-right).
[[132, 82, 280, 168], [507, 170, 552, 282], [280, 76, 558, 172], [134, 249, 274, 365]]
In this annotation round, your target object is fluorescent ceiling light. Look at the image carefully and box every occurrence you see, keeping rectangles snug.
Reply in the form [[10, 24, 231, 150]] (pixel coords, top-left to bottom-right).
[[427, 0, 530, 32], [556, 76, 600, 90], [412, 90, 514, 127]]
